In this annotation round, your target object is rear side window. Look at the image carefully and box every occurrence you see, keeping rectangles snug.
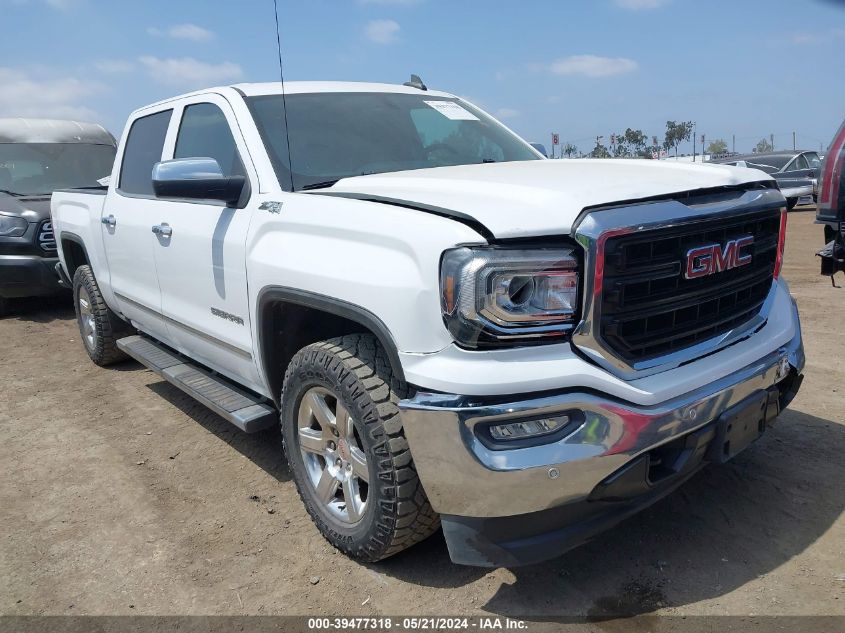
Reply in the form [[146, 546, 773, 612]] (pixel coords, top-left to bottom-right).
[[119, 110, 172, 195], [174, 103, 245, 177]]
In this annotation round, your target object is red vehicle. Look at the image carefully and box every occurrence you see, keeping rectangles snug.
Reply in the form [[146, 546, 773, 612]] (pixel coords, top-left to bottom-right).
[[816, 120, 845, 283]]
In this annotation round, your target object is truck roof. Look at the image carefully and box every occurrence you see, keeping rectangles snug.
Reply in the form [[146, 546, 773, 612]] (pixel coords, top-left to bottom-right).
[[134, 81, 457, 113], [0, 117, 116, 145], [232, 81, 455, 98]]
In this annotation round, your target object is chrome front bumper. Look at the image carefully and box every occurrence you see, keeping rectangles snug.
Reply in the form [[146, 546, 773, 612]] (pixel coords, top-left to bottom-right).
[[399, 316, 804, 521]]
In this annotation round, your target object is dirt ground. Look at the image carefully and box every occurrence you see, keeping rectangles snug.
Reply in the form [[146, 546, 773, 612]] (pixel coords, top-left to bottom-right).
[[1, 206, 843, 620]]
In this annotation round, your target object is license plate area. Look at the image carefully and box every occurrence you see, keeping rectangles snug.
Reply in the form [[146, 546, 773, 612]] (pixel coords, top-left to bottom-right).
[[706, 390, 769, 464]]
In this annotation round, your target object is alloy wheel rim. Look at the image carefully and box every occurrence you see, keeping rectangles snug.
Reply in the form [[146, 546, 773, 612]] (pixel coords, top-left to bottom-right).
[[78, 287, 97, 352], [297, 386, 369, 524]]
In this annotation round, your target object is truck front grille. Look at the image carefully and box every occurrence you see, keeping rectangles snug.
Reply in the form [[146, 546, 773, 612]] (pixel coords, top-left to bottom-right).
[[599, 209, 780, 362], [38, 221, 56, 253]]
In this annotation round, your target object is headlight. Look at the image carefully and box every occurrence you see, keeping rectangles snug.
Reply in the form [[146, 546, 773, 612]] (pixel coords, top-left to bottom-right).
[[0, 213, 28, 237], [440, 246, 580, 347]]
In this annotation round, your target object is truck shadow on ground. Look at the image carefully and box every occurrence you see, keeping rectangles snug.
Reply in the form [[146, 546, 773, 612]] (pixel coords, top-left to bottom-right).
[[1, 294, 73, 323], [146, 379, 290, 483], [378, 408, 844, 619]]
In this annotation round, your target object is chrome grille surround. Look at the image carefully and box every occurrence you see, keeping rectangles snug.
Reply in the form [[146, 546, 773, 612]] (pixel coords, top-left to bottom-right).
[[572, 187, 785, 380]]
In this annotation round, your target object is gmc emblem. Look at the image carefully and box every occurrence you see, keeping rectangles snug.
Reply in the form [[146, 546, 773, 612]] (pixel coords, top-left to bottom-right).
[[684, 236, 754, 279]]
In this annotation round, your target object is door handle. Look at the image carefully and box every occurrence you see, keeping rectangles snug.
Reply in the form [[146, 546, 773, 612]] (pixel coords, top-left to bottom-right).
[[101, 215, 116, 228], [151, 223, 172, 237]]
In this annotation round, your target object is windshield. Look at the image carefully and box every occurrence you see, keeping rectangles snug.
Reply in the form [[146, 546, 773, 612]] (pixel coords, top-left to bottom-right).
[[246, 92, 539, 191], [0, 143, 115, 196], [745, 155, 791, 174]]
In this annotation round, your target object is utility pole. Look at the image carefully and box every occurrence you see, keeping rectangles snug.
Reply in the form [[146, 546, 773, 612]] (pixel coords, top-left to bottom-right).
[[770, 133, 774, 151], [692, 123, 696, 161], [732, 133, 735, 153], [793, 131, 796, 151], [701, 134, 705, 162]]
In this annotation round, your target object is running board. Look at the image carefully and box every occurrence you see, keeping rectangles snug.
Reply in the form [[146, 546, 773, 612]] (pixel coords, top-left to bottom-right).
[[117, 335, 277, 433]]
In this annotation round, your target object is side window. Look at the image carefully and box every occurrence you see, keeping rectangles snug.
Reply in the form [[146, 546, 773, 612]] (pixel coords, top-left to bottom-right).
[[174, 103, 245, 177], [789, 154, 809, 171], [119, 110, 172, 195], [806, 152, 821, 169]]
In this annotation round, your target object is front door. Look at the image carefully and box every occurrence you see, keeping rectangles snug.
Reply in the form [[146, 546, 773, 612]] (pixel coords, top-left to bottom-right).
[[780, 153, 813, 195], [151, 96, 263, 393], [102, 109, 173, 343]]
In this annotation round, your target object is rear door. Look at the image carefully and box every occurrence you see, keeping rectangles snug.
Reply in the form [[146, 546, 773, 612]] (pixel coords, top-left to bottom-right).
[[151, 95, 262, 392], [102, 109, 172, 342]]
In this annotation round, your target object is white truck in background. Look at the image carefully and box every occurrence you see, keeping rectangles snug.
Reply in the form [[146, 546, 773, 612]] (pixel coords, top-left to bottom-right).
[[51, 80, 804, 567]]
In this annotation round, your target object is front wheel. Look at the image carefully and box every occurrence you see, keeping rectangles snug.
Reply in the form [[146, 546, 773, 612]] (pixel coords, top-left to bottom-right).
[[281, 334, 439, 562], [73, 265, 131, 366]]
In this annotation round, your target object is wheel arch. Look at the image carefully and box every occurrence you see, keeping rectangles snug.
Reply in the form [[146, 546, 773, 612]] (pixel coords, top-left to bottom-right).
[[59, 231, 90, 278], [256, 286, 406, 407]]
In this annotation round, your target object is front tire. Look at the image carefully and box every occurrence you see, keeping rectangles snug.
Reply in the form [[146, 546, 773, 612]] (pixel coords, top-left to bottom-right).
[[281, 334, 439, 562], [73, 265, 130, 366]]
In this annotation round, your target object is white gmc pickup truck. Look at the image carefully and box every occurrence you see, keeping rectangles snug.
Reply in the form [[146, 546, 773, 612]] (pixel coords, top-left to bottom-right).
[[52, 81, 805, 567]]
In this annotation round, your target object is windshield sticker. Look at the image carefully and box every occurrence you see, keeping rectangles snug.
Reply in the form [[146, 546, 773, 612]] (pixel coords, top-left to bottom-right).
[[424, 101, 479, 121], [97, 176, 110, 186]]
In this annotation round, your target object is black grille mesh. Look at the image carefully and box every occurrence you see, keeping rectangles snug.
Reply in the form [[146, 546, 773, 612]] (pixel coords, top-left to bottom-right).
[[600, 209, 780, 361]]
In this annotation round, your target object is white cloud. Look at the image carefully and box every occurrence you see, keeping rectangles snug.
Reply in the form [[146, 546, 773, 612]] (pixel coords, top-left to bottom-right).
[[613, 0, 671, 9], [0, 66, 101, 121], [2, 0, 79, 8], [790, 32, 820, 45], [789, 28, 845, 45], [549, 55, 638, 77], [147, 23, 214, 41], [94, 59, 134, 74], [359, 0, 420, 5], [44, 0, 75, 9], [138, 56, 243, 88], [495, 108, 520, 120], [364, 19, 400, 44]]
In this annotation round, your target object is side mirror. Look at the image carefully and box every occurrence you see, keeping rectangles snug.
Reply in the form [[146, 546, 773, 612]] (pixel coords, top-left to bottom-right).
[[152, 157, 246, 207]]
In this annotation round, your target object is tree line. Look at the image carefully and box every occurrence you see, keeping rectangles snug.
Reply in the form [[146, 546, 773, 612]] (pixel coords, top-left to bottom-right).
[[559, 120, 772, 159]]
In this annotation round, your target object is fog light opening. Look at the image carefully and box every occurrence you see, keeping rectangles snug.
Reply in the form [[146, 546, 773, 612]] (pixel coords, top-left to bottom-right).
[[477, 410, 585, 450]]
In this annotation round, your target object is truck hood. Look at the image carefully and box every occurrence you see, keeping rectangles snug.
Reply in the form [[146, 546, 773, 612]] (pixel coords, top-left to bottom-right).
[[0, 192, 51, 222], [322, 160, 773, 239]]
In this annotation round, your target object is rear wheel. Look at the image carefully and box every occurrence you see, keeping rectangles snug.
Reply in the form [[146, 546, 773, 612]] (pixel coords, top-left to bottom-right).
[[73, 265, 131, 366], [787, 197, 798, 210], [281, 334, 439, 562]]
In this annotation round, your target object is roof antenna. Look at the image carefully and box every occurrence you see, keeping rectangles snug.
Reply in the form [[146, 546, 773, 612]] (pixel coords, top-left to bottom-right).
[[403, 74, 427, 91], [273, 0, 295, 192]]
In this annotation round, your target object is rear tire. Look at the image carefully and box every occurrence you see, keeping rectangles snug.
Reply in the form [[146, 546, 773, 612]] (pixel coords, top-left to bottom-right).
[[73, 265, 131, 366], [281, 334, 439, 562], [786, 197, 798, 210], [0, 297, 7, 318]]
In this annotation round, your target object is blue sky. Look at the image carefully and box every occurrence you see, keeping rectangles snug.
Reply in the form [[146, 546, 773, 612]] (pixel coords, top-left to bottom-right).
[[1, 0, 843, 154]]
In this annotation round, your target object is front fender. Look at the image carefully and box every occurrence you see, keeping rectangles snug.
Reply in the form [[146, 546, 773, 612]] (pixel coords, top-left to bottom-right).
[[246, 193, 486, 358]]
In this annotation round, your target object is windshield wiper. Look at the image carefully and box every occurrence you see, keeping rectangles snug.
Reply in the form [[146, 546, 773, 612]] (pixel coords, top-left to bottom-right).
[[481, 159, 497, 163], [300, 179, 341, 191], [0, 188, 24, 197]]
